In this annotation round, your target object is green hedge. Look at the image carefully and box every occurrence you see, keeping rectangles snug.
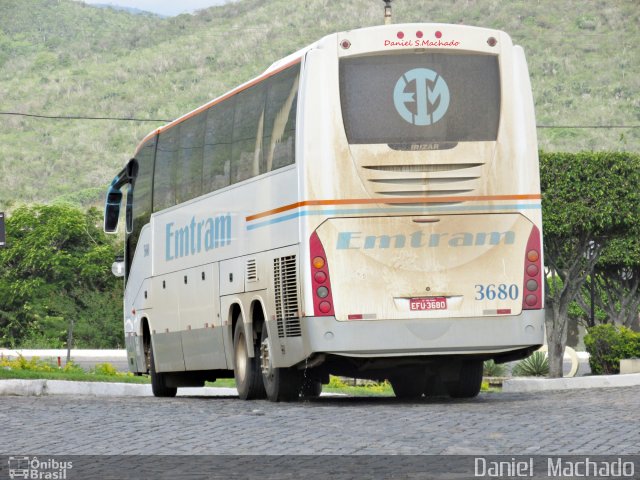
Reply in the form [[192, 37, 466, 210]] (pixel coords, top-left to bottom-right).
[[584, 324, 640, 374]]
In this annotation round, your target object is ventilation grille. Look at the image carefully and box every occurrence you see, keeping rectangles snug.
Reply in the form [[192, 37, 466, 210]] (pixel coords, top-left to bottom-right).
[[273, 255, 300, 338], [361, 162, 484, 207], [363, 163, 483, 173], [246, 258, 257, 283]]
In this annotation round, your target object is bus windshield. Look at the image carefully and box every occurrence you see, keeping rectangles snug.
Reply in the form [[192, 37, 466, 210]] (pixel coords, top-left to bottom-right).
[[339, 53, 501, 145]]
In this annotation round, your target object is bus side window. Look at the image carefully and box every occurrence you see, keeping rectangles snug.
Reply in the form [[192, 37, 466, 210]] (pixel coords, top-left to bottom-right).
[[176, 114, 205, 204], [132, 139, 154, 229], [230, 83, 266, 185], [154, 127, 179, 211], [203, 97, 234, 193], [263, 65, 299, 172]]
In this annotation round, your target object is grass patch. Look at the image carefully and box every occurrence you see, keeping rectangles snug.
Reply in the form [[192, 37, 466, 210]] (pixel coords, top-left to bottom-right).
[[206, 378, 236, 388], [0, 355, 149, 384]]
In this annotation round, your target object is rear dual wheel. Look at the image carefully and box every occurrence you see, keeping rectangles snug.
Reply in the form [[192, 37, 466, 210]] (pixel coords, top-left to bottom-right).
[[233, 322, 266, 400], [390, 369, 426, 400], [389, 360, 483, 400], [260, 327, 301, 402], [446, 360, 483, 398]]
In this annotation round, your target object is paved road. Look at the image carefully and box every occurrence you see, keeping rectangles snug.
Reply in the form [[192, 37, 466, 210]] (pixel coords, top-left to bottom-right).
[[1, 386, 638, 456]]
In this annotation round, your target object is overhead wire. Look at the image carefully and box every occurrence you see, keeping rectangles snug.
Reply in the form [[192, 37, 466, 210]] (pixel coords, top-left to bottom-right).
[[1, 111, 639, 129]]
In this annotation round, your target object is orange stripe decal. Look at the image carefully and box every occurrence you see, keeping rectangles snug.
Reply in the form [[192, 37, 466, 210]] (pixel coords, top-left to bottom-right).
[[245, 194, 542, 222]]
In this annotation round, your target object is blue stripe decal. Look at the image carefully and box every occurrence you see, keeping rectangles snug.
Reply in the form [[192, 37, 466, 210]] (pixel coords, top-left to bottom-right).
[[246, 203, 542, 230]]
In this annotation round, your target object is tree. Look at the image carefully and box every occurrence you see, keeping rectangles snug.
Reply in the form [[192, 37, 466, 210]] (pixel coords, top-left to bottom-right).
[[0, 204, 123, 348], [541, 151, 640, 377], [592, 237, 640, 328]]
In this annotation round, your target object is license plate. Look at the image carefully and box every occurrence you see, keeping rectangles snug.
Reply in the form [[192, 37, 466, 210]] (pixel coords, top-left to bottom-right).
[[409, 297, 447, 311]]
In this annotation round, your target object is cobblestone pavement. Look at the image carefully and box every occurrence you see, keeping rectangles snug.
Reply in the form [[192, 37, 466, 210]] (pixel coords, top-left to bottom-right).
[[0, 387, 638, 455]]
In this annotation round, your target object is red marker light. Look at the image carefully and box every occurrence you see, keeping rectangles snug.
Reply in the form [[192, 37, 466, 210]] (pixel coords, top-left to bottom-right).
[[416, 31, 423, 38], [487, 36, 497, 47], [314, 271, 327, 283], [397, 31, 404, 39], [435, 31, 442, 39], [340, 39, 351, 50]]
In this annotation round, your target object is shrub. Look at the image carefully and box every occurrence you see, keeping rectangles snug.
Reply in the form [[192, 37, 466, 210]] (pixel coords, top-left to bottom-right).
[[584, 324, 640, 374], [92, 362, 119, 376], [327, 376, 348, 388], [62, 360, 84, 374], [0, 355, 55, 372], [483, 360, 506, 377], [512, 351, 549, 377]]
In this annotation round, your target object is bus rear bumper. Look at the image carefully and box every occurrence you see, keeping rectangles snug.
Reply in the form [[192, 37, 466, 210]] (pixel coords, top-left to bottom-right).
[[298, 309, 545, 361]]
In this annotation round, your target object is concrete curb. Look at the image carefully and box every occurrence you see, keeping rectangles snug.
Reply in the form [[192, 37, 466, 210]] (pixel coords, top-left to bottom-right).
[[3, 374, 640, 397], [502, 373, 640, 393], [0, 379, 238, 397], [0, 379, 48, 396]]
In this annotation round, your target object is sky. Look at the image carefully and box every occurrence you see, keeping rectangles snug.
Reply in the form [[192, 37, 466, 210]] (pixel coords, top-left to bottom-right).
[[75, 0, 236, 17]]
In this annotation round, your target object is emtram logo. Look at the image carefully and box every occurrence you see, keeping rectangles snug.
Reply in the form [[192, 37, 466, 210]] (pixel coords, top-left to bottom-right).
[[393, 68, 450, 126]]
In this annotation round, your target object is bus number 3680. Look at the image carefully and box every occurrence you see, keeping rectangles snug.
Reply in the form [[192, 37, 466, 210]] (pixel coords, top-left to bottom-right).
[[475, 284, 519, 301]]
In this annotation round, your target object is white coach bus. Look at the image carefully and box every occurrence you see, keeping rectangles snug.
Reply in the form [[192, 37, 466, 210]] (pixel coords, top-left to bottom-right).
[[104, 22, 544, 401]]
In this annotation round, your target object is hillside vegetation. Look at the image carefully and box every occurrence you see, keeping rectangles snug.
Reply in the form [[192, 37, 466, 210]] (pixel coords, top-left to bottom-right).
[[0, 0, 638, 210]]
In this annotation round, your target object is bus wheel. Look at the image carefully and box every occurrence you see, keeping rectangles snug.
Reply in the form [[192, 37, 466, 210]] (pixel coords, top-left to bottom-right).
[[447, 360, 483, 399], [260, 327, 300, 402], [390, 371, 425, 400], [300, 376, 322, 399], [233, 322, 265, 400], [149, 343, 177, 398]]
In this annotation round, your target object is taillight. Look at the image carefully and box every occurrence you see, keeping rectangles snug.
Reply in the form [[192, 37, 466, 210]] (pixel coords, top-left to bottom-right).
[[523, 226, 543, 310], [310, 232, 335, 316]]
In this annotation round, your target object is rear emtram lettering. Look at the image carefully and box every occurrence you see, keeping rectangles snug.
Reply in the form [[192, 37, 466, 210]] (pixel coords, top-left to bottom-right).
[[336, 230, 515, 250]]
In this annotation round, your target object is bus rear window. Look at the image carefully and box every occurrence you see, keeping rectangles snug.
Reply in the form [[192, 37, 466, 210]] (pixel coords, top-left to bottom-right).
[[339, 53, 500, 145]]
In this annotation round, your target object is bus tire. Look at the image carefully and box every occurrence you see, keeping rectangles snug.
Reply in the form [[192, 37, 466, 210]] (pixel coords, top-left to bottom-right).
[[233, 322, 265, 400], [150, 343, 177, 398], [390, 371, 425, 400], [260, 327, 300, 402], [300, 377, 322, 399], [447, 360, 483, 398]]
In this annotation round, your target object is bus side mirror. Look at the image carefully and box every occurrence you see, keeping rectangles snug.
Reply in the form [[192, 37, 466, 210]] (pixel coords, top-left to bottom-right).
[[104, 187, 123, 233], [0, 211, 5, 248], [111, 255, 125, 277], [125, 184, 133, 234]]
